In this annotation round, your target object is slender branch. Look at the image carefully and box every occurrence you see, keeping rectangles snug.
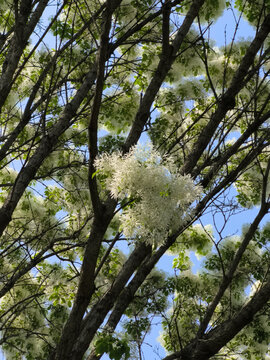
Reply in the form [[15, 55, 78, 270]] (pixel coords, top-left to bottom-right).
[[180, 13, 270, 176], [94, 232, 121, 279], [88, 0, 118, 216], [196, 201, 270, 338], [200, 108, 270, 187]]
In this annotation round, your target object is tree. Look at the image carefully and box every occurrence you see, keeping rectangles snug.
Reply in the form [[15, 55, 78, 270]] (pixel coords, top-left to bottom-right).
[[0, 0, 269, 359]]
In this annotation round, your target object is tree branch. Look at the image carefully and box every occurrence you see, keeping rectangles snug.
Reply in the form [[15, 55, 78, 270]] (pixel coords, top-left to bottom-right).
[[180, 13, 270, 176]]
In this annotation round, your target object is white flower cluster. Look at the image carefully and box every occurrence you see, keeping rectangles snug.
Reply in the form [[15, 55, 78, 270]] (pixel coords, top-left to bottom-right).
[[95, 144, 202, 245]]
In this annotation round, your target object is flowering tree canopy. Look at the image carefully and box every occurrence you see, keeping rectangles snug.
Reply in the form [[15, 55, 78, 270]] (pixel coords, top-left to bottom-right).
[[0, 0, 270, 359]]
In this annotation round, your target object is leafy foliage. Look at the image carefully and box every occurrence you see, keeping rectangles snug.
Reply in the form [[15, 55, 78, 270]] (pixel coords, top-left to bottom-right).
[[0, 0, 269, 360]]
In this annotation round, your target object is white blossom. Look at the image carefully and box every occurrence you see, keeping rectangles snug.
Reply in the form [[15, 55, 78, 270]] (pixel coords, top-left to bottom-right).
[[95, 144, 202, 245]]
